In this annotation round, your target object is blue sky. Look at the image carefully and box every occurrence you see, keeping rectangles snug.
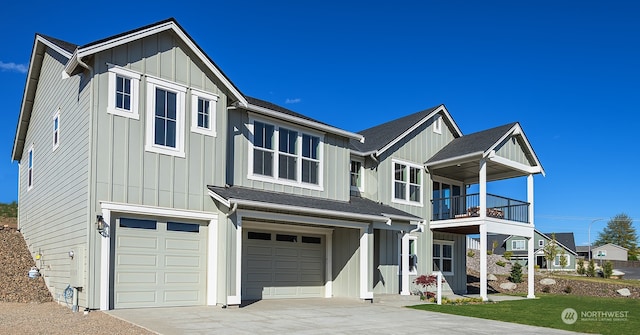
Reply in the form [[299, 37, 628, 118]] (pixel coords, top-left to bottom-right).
[[1, 1, 639, 246]]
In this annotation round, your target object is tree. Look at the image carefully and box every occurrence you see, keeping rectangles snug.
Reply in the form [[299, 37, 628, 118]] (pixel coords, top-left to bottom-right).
[[594, 213, 638, 260], [543, 233, 559, 271], [510, 262, 523, 283], [576, 258, 586, 275], [586, 259, 596, 277], [603, 261, 613, 278], [559, 249, 568, 270]]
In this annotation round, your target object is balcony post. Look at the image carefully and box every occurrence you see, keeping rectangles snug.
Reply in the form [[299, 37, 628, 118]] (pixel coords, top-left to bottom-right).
[[527, 174, 534, 225], [479, 159, 487, 219], [527, 233, 535, 299], [479, 223, 488, 301]]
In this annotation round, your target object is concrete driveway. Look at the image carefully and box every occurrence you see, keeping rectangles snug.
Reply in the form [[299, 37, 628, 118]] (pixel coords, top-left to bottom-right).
[[107, 298, 586, 335]]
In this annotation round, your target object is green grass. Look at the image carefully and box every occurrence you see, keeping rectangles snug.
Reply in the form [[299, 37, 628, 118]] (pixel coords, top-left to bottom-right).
[[0, 202, 17, 218], [410, 294, 639, 335]]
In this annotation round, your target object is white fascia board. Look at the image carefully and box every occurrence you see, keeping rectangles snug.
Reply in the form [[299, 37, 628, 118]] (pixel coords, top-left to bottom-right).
[[99, 201, 216, 220], [424, 151, 484, 170], [37, 35, 73, 59], [381, 213, 421, 224], [207, 190, 231, 208], [245, 104, 364, 141], [70, 21, 247, 106], [487, 152, 543, 175], [378, 105, 462, 156], [485, 123, 545, 176], [230, 198, 388, 223]]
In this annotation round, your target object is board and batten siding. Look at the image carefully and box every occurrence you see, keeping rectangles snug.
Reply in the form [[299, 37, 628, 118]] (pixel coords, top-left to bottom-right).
[[18, 47, 91, 306], [227, 108, 351, 201], [331, 227, 361, 298], [495, 135, 535, 166], [91, 31, 227, 213]]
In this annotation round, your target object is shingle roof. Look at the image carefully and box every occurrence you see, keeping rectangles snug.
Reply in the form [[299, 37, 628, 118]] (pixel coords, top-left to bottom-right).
[[350, 106, 441, 153], [38, 34, 77, 54], [207, 185, 421, 221], [426, 122, 518, 165], [245, 96, 332, 127], [544, 232, 577, 253], [79, 17, 177, 49]]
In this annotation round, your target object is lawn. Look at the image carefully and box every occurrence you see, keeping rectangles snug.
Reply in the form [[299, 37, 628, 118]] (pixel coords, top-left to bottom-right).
[[410, 294, 638, 335]]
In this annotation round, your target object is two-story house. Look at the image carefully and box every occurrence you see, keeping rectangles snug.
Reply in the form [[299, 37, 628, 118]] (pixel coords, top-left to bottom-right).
[[12, 18, 544, 310], [487, 230, 577, 270]]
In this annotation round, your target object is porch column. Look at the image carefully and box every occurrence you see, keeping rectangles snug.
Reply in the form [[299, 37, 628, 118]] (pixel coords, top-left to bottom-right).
[[359, 224, 374, 300], [400, 232, 410, 295], [527, 173, 534, 225], [479, 159, 487, 218], [527, 234, 535, 298], [479, 223, 488, 301], [228, 214, 242, 305]]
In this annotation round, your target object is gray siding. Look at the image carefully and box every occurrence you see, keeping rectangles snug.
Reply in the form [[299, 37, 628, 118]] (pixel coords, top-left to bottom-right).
[[593, 245, 628, 261], [91, 31, 227, 213], [18, 48, 91, 306], [495, 135, 535, 166], [373, 229, 399, 294], [227, 109, 351, 201], [433, 232, 466, 292], [331, 227, 360, 298]]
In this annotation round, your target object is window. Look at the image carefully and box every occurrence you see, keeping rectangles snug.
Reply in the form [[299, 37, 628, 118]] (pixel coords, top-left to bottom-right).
[[107, 66, 140, 119], [433, 115, 442, 134], [433, 241, 453, 275], [120, 218, 157, 230], [392, 160, 423, 206], [145, 77, 186, 157], [167, 222, 200, 233], [432, 180, 462, 220], [27, 145, 34, 191], [399, 235, 418, 275], [52, 110, 60, 151], [276, 234, 297, 242], [538, 239, 545, 247], [302, 236, 322, 244], [554, 254, 570, 267], [350, 160, 363, 192], [190, 89, 218, 136], [512, 240, 526, 251], [250, 118, 323, 189], [247, 232, 271, 240]]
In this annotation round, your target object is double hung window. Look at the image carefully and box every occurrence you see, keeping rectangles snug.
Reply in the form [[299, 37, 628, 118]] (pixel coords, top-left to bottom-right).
[[393, 160, 422, 205]]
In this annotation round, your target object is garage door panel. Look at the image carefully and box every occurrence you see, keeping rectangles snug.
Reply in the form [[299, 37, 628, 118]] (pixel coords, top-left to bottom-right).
[[275, 260, 299, 269], [246, 245, 272, 255], [274, 247, 298, 257], [165, 255, 201, 267], [165, 238, 202, 251], [116, 291, 157, 305], [164, 290, 201, 303], [165, 272, 202, 284], [117, 254, 158, 266], [118, 236, 158, 249], [117, 272, 158, 284], [300, 260, 322, 269], [245, 273, 273, 282]]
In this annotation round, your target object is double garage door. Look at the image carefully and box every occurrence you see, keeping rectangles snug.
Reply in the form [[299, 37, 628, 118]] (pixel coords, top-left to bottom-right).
[[242, 228, 325, 300], [113, 217, 207, 309]]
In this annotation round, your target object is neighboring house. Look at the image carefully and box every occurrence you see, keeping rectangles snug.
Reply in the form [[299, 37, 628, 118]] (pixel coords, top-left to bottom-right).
[[486, 230, 577, 270], [592, 243, 628, 262], [576, 245, 590, 259], [11, 18, 545, 310]]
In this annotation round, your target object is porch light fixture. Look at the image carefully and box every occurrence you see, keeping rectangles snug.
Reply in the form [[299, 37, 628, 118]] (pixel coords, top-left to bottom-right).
[[96, 215, 109, 237]]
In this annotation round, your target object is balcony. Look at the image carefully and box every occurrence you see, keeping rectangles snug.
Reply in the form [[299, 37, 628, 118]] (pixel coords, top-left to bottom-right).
[[431, 193, 529, 223]]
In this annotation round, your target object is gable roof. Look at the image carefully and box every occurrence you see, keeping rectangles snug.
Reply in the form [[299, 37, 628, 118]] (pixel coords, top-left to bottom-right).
[[593, 243, 629, 251], [425, 122, 545, 176], [207, 185, 422, 223], [350, 104, 462, 155], [244, 97, 363, 141], [542, 232, 577, 253]]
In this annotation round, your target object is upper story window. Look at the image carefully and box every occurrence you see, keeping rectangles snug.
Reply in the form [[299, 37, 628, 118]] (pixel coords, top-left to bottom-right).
[[350, 160, 363, 192], [433, 115, 442, 134], [249, 117, 323, 190], [52, 109, 60, 151], [512, 240, 525, 250], [392, 160, 423, 206], [27, 145, 34, 191], [190, 89, 218, 137], [538, 239, 545, 247], [107, 66, 141, 119], [145, 77, 186, 158]]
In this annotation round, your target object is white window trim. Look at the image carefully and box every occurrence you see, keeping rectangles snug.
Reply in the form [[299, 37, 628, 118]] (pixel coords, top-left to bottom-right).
[[190, 88, 218, 137], [27, 144, 34, 191], [398, 235, 418, 275], [52, 109, 60, 151], [350, 159, 364, 192], [554, 254, 570, 267], [433, 240, 454, 275], [512, 240, 526, 251], [145, 76, 187, 158], [391, 159, 423, 207], [248, 115, 324, 191], [107, 65, 141, 120], [538, 239, 545, 247], [433, 115, 442, 134]]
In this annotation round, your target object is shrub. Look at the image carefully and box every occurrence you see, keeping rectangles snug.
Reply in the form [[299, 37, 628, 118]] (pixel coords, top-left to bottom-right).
[[576, 258, 586, 275], [534, 264, 540, 270], [503, 251, 513, 260], [586, 259, 596, 277], [487, 250, 493, 255], [564, 286, 572, 294], [496, 260, 506, 267], [510, 262, 523, 283], [413, 274, 444, 299], [467, 250, 475, 257], [541, 286, 551, 293], [603, 261, 613, 278]]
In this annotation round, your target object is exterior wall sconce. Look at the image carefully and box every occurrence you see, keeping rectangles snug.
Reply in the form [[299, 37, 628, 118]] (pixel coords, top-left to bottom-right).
[[96, 215, 109, 237]]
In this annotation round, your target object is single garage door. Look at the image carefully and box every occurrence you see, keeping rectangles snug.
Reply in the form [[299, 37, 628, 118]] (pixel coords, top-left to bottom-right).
[[114, 217, 207, 309], [242, 229, 325, 300]]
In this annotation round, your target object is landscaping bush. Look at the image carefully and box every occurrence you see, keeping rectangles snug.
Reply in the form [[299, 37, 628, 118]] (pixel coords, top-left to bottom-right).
[[509, 262, 523, 283], [541, 286, 551, 293], [467, 250, 475, 257], [487, 250, 493, 255], [413, 274, 443, 299], [603, 261, 613, 278], [564, 286, 572, 294], [587, 259, 596, 277], [496, 260, 506, 267], [576, 258, 586, 275], [503, 251, 513, 260]]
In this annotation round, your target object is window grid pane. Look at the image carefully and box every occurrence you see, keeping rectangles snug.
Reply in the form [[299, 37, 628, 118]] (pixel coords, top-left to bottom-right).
[[197, 98, 210, 129], [154, 88, 178, 148], [115, 76, 132, 111]]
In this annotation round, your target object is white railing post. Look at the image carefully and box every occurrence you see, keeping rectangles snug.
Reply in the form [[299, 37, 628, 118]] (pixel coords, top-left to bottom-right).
[[436, 271, 442, 305]]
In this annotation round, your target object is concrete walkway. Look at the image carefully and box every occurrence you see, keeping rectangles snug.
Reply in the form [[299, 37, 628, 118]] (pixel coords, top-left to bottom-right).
[[107, 298, 587, 335]]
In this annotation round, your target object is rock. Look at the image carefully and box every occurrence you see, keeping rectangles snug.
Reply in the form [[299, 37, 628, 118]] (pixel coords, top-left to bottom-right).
[[540, 278, 556, 285], [617, 288, 631, 297], [499, 282, 517, 290], [612, 270, 625, 276], [487, 274, 498, 281]]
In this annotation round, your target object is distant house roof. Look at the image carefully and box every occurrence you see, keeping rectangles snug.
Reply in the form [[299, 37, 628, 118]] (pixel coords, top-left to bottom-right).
[[207, 185, 421, 223], [349, 105, 462, 155], [593, 243, 629, 251], [576, 246, 590, 253], [543, 232, 577, 253]]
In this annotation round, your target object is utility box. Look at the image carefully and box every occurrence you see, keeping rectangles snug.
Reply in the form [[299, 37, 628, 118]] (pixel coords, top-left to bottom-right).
[[69, 246, 85, 288]]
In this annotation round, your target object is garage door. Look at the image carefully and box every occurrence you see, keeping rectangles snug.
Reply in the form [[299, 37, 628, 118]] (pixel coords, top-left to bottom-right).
[[242, 229, 325, 300], [114, 217, 207, 309]]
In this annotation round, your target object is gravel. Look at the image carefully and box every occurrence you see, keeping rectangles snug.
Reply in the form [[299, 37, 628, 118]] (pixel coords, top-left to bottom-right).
[[0, 219, 154, 334]]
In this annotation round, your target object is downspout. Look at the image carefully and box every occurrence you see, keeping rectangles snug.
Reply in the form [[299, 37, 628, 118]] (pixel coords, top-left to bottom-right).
[[369, 153, 378, 164]]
